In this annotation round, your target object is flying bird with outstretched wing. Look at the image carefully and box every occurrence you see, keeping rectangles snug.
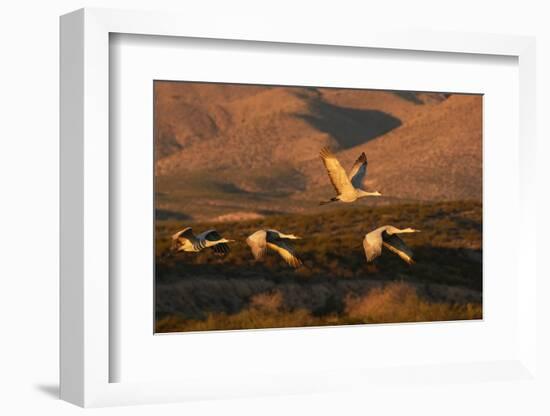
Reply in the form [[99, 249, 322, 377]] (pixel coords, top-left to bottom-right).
[[319, 147, 381, 205], [363, 225, 420, 265], [171, 227, 234, 256], [246, 229, 303, 268]]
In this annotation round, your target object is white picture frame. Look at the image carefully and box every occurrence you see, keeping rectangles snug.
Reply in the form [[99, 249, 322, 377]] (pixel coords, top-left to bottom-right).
[[60, 7, 538, 408]]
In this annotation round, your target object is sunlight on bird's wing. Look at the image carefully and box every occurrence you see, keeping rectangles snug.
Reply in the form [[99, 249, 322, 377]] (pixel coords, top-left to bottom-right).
[[363, 234, 382, 262], [382, 231, 415, 264], [172, 226, 194, 241], [348, 152, 368, 189], [267, 241, 303, 268], [246, 231, 267, 260], [319, 147, 355, 195]]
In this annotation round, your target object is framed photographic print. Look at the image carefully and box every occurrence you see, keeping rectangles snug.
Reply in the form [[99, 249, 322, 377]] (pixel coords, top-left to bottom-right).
[[60, 7, 539, 409], [153, 80, 483, 334]]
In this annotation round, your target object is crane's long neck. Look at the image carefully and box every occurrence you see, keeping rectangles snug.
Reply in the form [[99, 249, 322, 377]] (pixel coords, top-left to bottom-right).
[[357, 189, 382, 198], [392, 227, 420, 234], [278, 233, 300, 240]]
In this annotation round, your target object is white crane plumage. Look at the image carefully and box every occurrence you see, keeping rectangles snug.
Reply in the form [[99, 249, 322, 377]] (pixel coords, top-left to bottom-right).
[[246, 229, 303, 268], [363, 225, 420, 265], [171, 227, 234, 256], [319, 147, 381, 205]]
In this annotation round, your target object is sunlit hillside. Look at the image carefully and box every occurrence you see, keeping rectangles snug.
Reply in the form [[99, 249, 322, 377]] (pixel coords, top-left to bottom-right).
[[154, 82, 482, 222]]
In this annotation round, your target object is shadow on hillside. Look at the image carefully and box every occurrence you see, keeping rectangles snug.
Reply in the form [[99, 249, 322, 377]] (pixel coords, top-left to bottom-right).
[[392, 91, 425, 104], [216, 182, 252, 195], [155, 129, 182, 159], [155, 209, 192, 221], [295, 99, 401, 149], [392, 91, 452, 105]]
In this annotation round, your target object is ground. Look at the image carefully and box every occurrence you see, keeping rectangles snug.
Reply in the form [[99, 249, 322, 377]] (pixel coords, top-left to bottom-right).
[[155, 200, 482, 332]]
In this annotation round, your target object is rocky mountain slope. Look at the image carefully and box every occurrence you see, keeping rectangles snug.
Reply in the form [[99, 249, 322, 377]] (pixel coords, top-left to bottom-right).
[[154, 81, 482, 221]]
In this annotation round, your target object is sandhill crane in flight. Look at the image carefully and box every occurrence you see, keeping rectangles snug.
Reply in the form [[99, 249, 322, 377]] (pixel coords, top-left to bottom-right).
[[319, 147, 381, 205], [171, 227, 234, 256], [363, 225, 420, 265], [246, 229, 303, 268]]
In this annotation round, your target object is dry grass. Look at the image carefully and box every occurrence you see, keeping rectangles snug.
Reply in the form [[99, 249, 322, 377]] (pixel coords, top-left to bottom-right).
[[156, 309, 324, 333], [156, 282, 481, 333], [249, 291, 284, 312], [345, 281, 482, 324]]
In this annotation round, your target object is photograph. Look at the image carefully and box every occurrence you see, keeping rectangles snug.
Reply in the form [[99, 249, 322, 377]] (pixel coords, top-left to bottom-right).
[[154, 80, 483, 333]]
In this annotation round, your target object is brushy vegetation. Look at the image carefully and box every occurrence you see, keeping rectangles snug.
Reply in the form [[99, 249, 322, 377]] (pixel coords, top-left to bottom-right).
[[344, 281, 481, 324], [155, 200, 482, 332], [156, 282, 481, 332]]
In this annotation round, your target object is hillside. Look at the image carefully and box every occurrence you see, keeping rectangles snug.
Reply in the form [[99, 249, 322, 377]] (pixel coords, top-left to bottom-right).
[[154, 82, 482, 222]]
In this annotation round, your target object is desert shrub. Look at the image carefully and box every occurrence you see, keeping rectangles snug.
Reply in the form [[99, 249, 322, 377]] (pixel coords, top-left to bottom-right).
[[249, 290, 284, 312], [156, 308, 326, 332], [345, 281, 482, 324]]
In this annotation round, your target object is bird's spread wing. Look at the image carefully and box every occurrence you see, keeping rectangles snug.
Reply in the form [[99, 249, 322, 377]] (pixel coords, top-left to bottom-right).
[[348, 152, 368, 189], [319, 147, 355, 195], [381, 231, 414, 264], [363, 232, 383, 262], [211, 243, 230, 256], [197, 229, 222, 242], [192, 229, 223, 251], [267, 241, 302, 268], [205, 230, 231, 255], [246, 230, 267, 260], [265, 230, 282, 242], [172, 227, 194, 241]]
